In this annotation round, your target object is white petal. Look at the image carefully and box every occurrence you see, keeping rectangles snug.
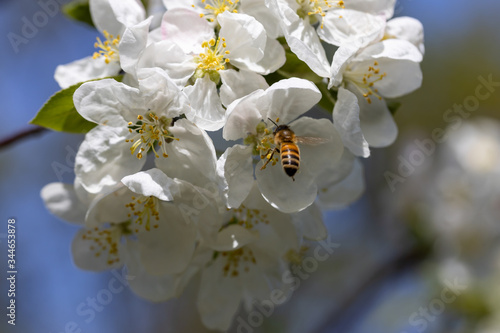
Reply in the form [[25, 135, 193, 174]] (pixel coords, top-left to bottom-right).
[[121, 168, 180, 201], [136, 68, 190, 117], [291, 117, 344, 175], [218, 12, 266, 70], [121, 239, 203, 301], [184, 76, 226, 131], [369, 58, 423, 98], [85, 185, 132, 227], [41, 183, 87, 225], [333, 87, 370, 157], [106, 0, 145, 31], [54, 56, 120, 89], [89, 0, 122, 35], [155, 119, 218, 188], [137, 41, 196, 87], [119, 17, 153, 79], [242, 37, 286, 75], [264, 78, 322, 124], [197, 258, 243, 331], [220, 69, 269, 107], [386, 16, 425, 54], [329, 44, 358, 88], [75, 126, 145, 193], [317, 157, 365, 209], [71, 227, 122, 271], [266, 0, 330, 77], [348, 84, 398, 147], [292, 203, 327, 240], [217, 145, 255, 208], [159, 8, 214, 54], [319, 10, 385, 48], [256, 159, 317, 213], [210, 224, 259, 252], [241, 0, 282, 39], [347, 0, 396, 19], [73, 78, 141, 126], [354, 39, 423, 63], [223, 89, 267, 141], [137, 206, 197, 275]]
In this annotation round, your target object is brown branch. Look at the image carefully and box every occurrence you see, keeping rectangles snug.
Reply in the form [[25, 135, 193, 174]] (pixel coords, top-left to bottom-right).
[[313, 245, 428, 333], [0, 126, 48, 150]]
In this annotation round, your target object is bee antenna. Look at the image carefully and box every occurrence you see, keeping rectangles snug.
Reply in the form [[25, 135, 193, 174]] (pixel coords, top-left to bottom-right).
[[267, 117, 278, 127]]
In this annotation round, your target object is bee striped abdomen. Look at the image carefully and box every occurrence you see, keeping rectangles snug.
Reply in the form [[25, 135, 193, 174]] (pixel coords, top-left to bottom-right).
[[280, 143, 300, 178]]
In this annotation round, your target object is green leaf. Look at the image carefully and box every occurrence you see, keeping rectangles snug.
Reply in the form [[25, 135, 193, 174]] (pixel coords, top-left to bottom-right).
[[30, 76, 123, 134], [387, 101, 402, 115], [62, 0, 95, 28]]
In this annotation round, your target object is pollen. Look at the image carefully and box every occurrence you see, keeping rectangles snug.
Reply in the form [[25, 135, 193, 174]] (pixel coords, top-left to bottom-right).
[[81, 224, 121, 266], [125, 112, 178, 159], [194, 37, 230, 79], [219, 247, 257, 277], [199, 0, 239, 22], [344, 61, 387, 104], [93, 30, 120, 64], [297, 0, 345, 28], [125, 195, 160, 232]]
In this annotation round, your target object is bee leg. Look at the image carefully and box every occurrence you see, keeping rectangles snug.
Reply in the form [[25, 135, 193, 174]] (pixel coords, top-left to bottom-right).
[[260, 148, 277, 170]]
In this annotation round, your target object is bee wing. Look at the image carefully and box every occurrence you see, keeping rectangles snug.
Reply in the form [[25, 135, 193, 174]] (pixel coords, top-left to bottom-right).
[[295, 136, 330, 145]]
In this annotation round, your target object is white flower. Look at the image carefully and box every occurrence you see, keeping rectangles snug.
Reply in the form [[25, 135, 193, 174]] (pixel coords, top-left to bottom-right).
[[330, 39, 423, 157], [385, 16, 425, 55], [162, 0, 282, 39], [265, 0, 395, 77], [220, 78, 344, 213], [73, 68, 217, 193], [137, 8, 284, 130], [195, 182, 302, 331], [55, 0, 150, 88]]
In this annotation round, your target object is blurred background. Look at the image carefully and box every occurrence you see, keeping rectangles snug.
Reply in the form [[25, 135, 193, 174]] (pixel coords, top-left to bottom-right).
[[1, 0, 500, 332]]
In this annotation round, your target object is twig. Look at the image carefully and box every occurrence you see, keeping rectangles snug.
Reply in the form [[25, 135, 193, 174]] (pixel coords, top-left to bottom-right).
[[313, 245, 428, 333], [0, 126, 48, 150]]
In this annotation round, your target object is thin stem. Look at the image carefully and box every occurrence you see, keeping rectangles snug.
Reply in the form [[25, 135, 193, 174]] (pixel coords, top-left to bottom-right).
[[0, 126, 48, 151]]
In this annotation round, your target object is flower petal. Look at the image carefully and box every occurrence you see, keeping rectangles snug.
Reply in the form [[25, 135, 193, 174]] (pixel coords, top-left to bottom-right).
[[347, 83, 398, 148], [73, 78, 141, 126], [159, 8, 214, 54], [241, 37, 286, 75], [119, 17, 153, 79], [217, 145, 255, 208], [218, 12, 266, 70], [333, 87, 370, 157], [41, 183, 88, 225], [292, 203, 327, 240], [264, 78, 322, 125], [317, 157, 365, 209], [121, 168, 180, 201], [183, 76, 226, 131], [266, 0, 330, 77], [71, 227, 122, 271], [220, 69, 269, 107], [385, 16, 425, 55], [319, 10, 385, 48], [75, 126, 145, 193], [223, 89, 267, 141], [155, 119, 218, 188], [54, 56, 120, 89], [137, 205, 197, 275]]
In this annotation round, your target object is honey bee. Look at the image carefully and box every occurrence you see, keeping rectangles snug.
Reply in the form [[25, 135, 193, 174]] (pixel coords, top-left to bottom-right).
[[261, 118, 329, 181]]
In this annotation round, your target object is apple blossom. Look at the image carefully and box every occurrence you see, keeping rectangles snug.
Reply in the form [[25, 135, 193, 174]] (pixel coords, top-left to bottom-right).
[[55, 0, 151, 88], [73, 68, 217, 193]]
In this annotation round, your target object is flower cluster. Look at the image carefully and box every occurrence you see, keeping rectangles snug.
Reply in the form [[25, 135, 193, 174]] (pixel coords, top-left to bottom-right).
[[40, 0, 423, 330]]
